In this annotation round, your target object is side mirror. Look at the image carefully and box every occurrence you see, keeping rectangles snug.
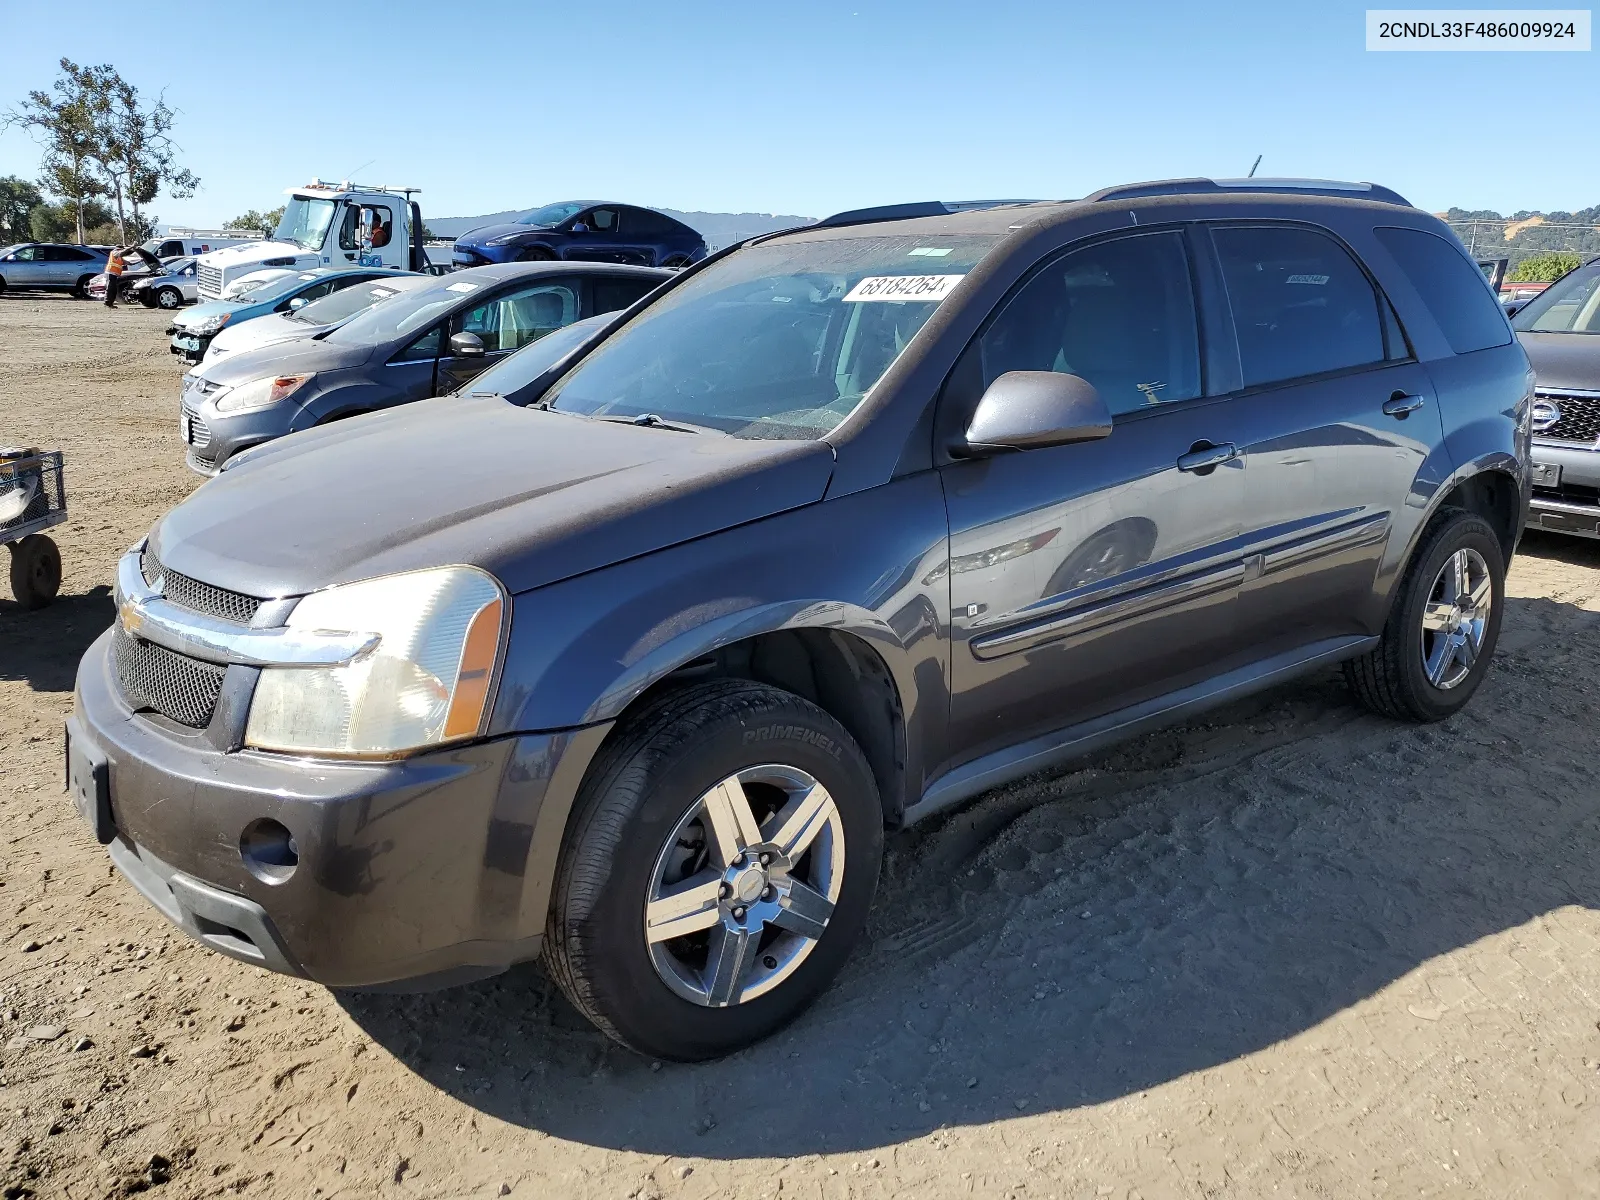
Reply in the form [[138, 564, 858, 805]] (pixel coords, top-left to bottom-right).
[[570, 222, 590, 234], [449, 331, 486, 358], [961, 371, 1113, 455], [287, 296, 308, 310], [1504, 302, 1522, 319]]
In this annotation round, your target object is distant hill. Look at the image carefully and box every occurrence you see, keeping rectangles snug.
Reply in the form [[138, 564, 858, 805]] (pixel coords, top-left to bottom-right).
[[1442, 204, 1600, 268], [427, 207, 815, 251]]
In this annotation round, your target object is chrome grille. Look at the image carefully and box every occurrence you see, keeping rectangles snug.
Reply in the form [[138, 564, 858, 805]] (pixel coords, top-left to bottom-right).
[[111, 624, 226, 729], [140, 547, 261, 625], [1535, 392, 1600, 445], [182, 408, 212, 449], [197, 264, 223, 299]]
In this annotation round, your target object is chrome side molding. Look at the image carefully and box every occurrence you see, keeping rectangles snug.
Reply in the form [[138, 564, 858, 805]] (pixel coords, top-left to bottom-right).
[[115, 551, 378, 669]]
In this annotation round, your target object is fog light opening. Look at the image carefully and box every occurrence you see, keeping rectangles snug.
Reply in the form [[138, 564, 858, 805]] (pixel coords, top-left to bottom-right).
[[240, 818, 299, 884]]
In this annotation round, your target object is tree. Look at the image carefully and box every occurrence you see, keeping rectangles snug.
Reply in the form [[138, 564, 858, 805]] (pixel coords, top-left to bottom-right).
[[227, 206, 285, 235], [89, 67, 199, 245], [1508, 251, 1583, 283], [0, 176, 43, 242], [28, 198, 115, 243], [3, 59, 107, 244]]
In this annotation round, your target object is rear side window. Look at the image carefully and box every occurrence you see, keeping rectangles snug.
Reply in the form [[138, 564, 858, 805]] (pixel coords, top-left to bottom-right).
[[593, 277, 657, 313], [1213, 225, 1385, 388], [980, 231, 1201, 415], [1374, 227, 1512, 354]]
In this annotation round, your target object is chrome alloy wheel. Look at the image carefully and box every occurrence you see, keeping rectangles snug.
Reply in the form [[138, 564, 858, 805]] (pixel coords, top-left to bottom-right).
[[644, 764, 845, 1007], [1420, 547, 1492, 690]]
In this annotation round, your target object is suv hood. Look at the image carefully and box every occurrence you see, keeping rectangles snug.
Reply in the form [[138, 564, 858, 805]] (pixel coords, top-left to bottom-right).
[[457, 222, 542, 246], [149, 397, 836, 597], [1519, 332, 1600, 393]]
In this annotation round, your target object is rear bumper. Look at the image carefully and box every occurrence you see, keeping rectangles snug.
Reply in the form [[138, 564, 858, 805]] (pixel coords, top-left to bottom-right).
[[72, 628, 609, 989], [1529, 438, 1600, 539]]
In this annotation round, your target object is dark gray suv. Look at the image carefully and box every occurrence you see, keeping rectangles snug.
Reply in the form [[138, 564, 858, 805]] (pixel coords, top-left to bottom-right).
[[68, 178, 1532, 1060]]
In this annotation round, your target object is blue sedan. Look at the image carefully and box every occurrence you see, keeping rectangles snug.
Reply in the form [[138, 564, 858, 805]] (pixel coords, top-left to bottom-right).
[[167, 267, 411, 362], [452, 202, 706, 270]]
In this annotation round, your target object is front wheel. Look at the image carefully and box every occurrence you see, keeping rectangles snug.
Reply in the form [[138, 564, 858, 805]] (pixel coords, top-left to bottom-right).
[[155, 287, 182, 310], [1344, 509, 1504, 722], [545, 680, 883, 1060]]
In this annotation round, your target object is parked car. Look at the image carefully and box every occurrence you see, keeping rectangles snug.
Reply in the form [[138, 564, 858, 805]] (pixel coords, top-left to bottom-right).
[[71, 178, 1531, 1061], [0, 243, 110, 297], [200, 273, 431, 364], [177, 262, 668, 473], [1509, 255, 1600, 539], [125, 258, 200, 309], [168, 268, 407, 363], [85, 248, 166, 303], [452, 202, 706, 270]]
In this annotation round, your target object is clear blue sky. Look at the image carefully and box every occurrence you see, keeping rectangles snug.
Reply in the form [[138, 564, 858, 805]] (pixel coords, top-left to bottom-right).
[[1, 0, 1593, 226]]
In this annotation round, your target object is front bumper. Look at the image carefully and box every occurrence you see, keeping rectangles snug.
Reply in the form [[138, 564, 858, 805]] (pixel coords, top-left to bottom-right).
[[71, 627, 608, 989], [178, 395, 293, 476], [169, 330, 214, 361], [1528, 438, 1600, 540]]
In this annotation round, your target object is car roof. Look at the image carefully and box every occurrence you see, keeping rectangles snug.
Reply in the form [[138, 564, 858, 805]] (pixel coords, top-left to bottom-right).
[[443, 261, 673, 285]]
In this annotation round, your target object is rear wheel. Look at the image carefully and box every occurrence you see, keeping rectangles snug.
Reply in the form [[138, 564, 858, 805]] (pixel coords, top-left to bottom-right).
[[73, 275, 95, 299], [545, 680, 883, 1060], [8, 535, 62, 609], [1344, 509, 1504, 722]]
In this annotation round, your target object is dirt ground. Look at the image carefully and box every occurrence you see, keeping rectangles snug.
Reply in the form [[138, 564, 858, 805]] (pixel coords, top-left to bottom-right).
[[2, 295, 1598, 1200]]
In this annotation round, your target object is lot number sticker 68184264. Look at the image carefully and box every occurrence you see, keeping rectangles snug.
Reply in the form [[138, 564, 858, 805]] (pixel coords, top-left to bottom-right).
[[843, 274, 965, 303]]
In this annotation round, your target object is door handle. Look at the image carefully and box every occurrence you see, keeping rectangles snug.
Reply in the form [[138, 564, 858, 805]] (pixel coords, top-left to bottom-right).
[[1176, 441, 1239, 475], [1383, 392, 1425, 418]]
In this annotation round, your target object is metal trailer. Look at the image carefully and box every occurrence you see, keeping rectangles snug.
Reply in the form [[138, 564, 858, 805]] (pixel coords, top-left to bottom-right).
[[0, 450, 66, 609]]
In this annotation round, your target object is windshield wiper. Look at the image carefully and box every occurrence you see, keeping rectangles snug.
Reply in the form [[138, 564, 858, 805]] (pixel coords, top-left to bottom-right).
[[590, 412, 711, 435]]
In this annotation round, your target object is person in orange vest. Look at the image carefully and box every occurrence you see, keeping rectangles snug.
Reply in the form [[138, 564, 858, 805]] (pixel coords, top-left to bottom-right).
[[103, 245, 126, 308]]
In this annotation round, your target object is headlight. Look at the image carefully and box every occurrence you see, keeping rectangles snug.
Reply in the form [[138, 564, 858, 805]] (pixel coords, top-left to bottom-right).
[[190, 312, 232, 335], [484, 234, 522, 246], [213, 373, 315, 413], [245, 567, 506, 758]]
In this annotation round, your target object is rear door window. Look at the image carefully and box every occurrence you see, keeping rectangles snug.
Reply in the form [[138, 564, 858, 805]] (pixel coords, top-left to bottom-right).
[[592, 277, 658, 313], [1212, 225, 1386, 387], [979, 230, 1202, 415], [586, 208, 619, 233], [1374, 226, 1513, 354]]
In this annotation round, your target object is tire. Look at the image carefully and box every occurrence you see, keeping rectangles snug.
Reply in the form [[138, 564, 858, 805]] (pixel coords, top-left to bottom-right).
[[73, 275, 95, 300], [545, 679, 883, 1060], [662, 255, 692, 270], [8, 534, 62, 610], [1344, 509, 1504, 722], [520, 246, 554, 262], [0, 276, 7, 295], [155, 287, 181, 310]]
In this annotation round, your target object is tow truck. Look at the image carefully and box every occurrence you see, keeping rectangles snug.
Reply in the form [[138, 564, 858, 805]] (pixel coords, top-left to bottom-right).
[[195, 180, 427, 302]]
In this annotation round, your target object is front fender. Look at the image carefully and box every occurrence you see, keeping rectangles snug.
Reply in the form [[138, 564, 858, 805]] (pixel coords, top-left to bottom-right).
[[488, 473, 952, 806]]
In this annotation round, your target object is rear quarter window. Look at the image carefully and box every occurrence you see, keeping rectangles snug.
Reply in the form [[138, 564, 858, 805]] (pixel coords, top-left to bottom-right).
[[1374, 226, 1512, 355]]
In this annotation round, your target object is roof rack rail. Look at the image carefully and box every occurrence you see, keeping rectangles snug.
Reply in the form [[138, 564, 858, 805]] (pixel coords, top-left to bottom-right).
[[1085, 177, 1412, 208], [816, 199, 1040, 229]]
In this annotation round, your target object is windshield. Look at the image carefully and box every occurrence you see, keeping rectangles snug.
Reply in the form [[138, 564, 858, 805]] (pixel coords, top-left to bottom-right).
[[290, 276, 428, 325], [517, 201, 587, 228], [326, 277, 480, 345], [460, 314, 611, 398], [1513, 260, 1600, 334], [543, 234, 999, 439], [274, 196, 340, 251]]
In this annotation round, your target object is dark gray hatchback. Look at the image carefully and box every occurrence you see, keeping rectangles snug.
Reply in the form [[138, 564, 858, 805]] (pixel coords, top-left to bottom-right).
[[70, 178, 1532, 1060]]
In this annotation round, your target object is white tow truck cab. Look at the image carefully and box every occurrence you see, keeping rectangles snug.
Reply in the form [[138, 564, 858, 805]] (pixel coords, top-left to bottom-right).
[[194, 180, 426, 302], [144, 228, 264, 260]]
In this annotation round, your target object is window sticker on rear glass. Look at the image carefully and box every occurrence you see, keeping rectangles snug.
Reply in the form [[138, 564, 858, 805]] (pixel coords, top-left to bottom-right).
[[445, 281, 480, 293], [369, 287, 396, 298], [908, 247, 953, 257], [1286, 273, 1330, 285], [843, 274, 965, 303]]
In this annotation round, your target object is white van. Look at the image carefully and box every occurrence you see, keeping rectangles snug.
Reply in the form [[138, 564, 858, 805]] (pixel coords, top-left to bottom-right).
[[144, 228, 264, 260]]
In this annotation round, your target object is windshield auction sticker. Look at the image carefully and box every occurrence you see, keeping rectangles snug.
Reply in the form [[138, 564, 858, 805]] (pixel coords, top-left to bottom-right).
[[844, 274, 965, 303], [1366, 9, 1590, 49]]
